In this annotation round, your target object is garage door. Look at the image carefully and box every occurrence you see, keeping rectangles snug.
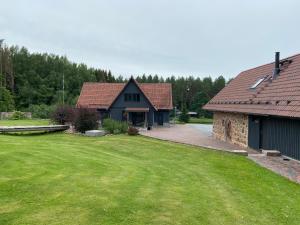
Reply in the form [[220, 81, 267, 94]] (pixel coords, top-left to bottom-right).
[[260, 117, 300, 160]]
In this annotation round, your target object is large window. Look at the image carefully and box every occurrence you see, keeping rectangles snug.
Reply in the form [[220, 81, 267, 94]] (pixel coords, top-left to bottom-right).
[[124, 93, 140, 102]]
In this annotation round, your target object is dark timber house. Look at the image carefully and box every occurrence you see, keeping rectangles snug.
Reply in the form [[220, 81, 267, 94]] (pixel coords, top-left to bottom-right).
[[77, 77, 173, 127], [204, 52, 300, 160]]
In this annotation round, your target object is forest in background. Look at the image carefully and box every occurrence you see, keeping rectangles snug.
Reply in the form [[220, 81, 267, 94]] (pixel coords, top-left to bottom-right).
[[0, 44, 227, 118]]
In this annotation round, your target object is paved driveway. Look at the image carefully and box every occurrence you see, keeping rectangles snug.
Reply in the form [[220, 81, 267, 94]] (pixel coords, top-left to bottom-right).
[[188, 124, 213, 135], [140, 124, 247, 152]]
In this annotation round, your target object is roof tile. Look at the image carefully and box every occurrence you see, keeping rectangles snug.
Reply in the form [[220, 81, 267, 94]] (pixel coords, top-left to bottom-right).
[[204, 53, 300, 118], [77, 80, 173, 110]]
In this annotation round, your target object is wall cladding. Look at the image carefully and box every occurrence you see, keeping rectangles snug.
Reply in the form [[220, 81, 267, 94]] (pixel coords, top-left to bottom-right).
[[213, 112, 248, 148]]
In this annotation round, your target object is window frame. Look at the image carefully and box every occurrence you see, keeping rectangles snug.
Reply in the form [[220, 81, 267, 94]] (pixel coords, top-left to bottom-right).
[[124, 93, 140, 102], [250, 77, 265, 89]]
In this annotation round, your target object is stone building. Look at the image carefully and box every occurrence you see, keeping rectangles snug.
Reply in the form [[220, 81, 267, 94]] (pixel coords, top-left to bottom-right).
[[204, 52, 300, 161]]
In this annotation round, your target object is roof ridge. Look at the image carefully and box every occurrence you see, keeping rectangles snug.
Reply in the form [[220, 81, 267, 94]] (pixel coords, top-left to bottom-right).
[[107, 77, 158, 110], [204, 52, 300, 117], [240, 52, 300, 74], [131, 79, 158, 110]]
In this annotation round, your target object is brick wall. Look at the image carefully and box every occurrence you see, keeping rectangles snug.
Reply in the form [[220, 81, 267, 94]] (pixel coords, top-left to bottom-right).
[[213, 112, 248, 148]]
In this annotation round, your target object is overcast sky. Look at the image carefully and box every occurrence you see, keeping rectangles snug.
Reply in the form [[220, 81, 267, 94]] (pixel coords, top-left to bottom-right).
[[1, 0, 300, 79]]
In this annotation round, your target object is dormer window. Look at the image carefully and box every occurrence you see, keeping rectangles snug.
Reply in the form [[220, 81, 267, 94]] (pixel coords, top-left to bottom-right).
[[250, 77, 265, 89], [124, 93, 140, 102]]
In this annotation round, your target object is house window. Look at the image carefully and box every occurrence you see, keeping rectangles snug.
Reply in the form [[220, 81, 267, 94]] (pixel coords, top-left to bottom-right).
[[124, 93, 131, 101], [250, 77, 265, 89], [124, 93, 140, 102], [133, 93, 140, 102]]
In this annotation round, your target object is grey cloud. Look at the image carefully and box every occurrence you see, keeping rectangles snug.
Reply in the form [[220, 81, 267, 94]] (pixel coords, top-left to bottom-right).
[[1, 0, 300, 79]]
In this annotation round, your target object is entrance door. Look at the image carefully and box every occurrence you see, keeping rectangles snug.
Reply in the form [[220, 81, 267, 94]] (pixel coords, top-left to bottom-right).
[[157, 112, 164, 125], [248, 116, 261, 150], [131, 112, 145, 126]]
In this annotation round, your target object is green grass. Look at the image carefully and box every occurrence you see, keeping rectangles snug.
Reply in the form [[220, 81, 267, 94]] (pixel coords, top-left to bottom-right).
[[174, 117, 213, 124], [188, 117, 213, 124], [0, 119, 50, 126], [0, 134, 300, 225]]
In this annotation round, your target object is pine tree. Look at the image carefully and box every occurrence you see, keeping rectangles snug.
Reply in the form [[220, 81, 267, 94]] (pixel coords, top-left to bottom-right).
[[179, 104, 190, 123], [0, 87, 14, 111]]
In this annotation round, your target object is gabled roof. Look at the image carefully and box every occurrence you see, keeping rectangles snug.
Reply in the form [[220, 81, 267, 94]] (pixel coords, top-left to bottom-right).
[[109, 77, 157, 110], [76, 78, 173, 110], [204, 53, 300, 118]]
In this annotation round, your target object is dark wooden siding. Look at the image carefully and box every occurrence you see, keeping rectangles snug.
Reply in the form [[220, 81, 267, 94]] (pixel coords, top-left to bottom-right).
[[260, 117, 300, 160], [248, 115, 300, 160], [154, 110, 170, 125], [110, 81, 155, 125]]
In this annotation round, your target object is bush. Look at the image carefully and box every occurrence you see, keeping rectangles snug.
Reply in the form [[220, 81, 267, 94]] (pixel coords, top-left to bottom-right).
[[51, 105, 74, 125], [74, 108, 98, 133], [179, 106, 190, 123], [28, 104, 54, 119], [10, 111, 26, 120], [127, 126, 139, 136], [103, 118, 128, 134], [197, 108, 213, 118]]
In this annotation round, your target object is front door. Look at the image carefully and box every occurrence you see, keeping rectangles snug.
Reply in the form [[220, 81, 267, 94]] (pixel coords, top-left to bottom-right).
[[248, 116, 261, 150], [157, 112, 163, 125], [131, 112, 145, 126]]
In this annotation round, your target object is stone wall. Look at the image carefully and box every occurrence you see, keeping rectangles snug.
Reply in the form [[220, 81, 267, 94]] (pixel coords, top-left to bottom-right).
[[213, 112, 248, 148], [0, 112, 32, 120]]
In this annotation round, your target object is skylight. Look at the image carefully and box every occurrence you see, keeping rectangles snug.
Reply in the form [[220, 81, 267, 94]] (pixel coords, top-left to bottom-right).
[[250, 77, 265, 89]]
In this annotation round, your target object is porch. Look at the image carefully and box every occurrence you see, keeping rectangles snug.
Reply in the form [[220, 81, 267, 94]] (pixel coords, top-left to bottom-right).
[[124, 108, 150, 127]]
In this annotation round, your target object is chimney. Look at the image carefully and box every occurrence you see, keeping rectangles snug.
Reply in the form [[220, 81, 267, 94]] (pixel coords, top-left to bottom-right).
[[273, 52, 280, 77]]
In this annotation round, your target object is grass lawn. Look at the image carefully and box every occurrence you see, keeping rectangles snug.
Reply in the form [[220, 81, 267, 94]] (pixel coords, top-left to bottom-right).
[[188, 117, 213, 124], [0, 119, 50, 126], [0, 134, 300, 225], [174, 117, 213, 124]]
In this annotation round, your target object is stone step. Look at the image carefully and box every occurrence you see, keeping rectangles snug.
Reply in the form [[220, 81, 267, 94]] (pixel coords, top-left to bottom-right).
[[85, 130, 106, 137], [232, 150, 248, 156], [262, 150, 281, 157]]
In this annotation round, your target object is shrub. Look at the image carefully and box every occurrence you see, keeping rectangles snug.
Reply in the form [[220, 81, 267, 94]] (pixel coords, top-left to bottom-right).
[[74, 108, 98, 133], [113, 129, 121, 135], [51, 105, 74, 125], [103, 118, 128, 134], [179, 105, 190, 123], [10, 111, 26, 120], [28, 104, 54, 119], [128, 126, 139, 136]]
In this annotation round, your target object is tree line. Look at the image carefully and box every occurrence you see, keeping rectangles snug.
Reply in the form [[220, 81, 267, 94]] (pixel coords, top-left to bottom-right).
[[0, 45, 227, 117]]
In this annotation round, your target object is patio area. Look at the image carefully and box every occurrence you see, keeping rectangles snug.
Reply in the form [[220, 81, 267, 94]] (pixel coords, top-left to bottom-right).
[[140, 124, 253, 152], [249, 154, 300, 184]]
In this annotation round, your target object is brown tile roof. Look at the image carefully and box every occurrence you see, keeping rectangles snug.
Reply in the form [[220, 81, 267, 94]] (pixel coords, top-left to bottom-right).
[[76, 79, 173, 110], [139, 83, 173, 110], [76, 83, 124, 109], [204, 53, 300, 118]]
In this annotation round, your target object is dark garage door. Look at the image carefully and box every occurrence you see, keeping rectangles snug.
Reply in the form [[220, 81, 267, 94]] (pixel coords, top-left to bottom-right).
[[260, 117, 300, 160]]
